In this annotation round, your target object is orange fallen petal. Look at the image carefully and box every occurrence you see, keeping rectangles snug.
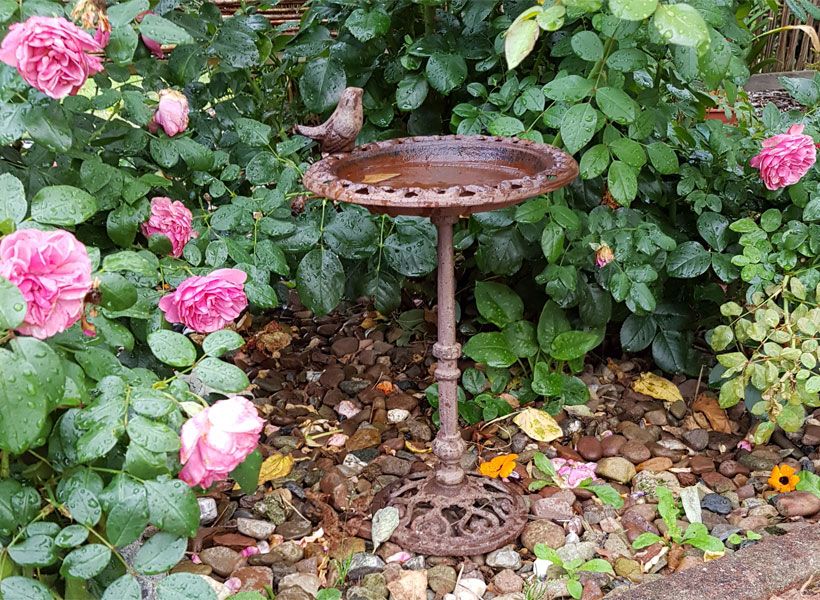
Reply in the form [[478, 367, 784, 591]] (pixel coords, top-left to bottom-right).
[[376, 381, 394, 395], [478, 453, 518, 479]]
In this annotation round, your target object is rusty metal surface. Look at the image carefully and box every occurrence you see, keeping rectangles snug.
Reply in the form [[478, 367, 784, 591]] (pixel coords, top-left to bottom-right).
[[373, 471, 529, 556], [614, 524, 820, 600], [301, 135, 578, 217]]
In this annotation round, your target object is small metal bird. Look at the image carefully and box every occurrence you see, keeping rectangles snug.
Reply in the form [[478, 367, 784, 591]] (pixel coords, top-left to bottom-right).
[[294, 87, 364, 155]]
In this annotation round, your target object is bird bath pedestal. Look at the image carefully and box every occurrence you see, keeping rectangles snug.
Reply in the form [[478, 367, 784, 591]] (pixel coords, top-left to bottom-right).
[[302, 134, 578, 556]]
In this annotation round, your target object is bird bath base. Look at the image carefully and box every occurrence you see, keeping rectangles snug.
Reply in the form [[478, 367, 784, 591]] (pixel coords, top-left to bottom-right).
[[302, 133, 578, 556]]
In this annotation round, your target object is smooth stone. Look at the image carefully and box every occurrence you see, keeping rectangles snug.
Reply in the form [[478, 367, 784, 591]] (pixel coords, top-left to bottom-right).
[[531, 496, 574, 521], [171, 560, 213, 576], [278, 587, 314, 600], [491, 570, 524, 594], [277, 519, 314, 541], [601, 435, 627, 457], [237, 517, 277, 540], [331, 337, 359, 356], [596, 457, 636, 484], [803, 424, 820, 446], [633, 471, 681, 499], [271, 541, 305, 564], [738, 448, 780, 472], [233, 566, 274, 593], [428, 565, 458, 595], [719, 460, 750, 478], [773, 491, 820, 517], [280, 573, 321, 596], [669, 400, 687, 420], [485, 546, 521, 570], [636, 457, 673, 472], [701, 493, 732, 515], [388, 409, 410, 423], [556, 542, 596, 564], [689, 455, 715, 474], [372, 455, 412, 477], [386, 570, 427, 600], [520, 519, 565, 551], [348, 553, 386, 580], [683, 429, 709, 451], [620, 441, 651, 464], [200, 546, 244, 577], [577, 436, 603, 461], [701, 471, 735, 493], [199, 497, 218, 525]]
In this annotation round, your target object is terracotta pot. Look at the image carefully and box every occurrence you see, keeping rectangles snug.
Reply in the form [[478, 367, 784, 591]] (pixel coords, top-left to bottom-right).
[[704, 107, 737, 125]]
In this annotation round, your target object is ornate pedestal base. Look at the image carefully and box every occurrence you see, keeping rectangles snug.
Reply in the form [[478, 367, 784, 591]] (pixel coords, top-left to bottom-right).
[[374, 471, 529, 556]]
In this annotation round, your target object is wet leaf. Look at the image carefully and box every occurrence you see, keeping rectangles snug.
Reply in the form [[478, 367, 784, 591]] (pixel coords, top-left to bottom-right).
[[371, 506, 400, 552], [513, 408, 563, 442], [632, 372, 683, 403], [692, 393, 733, 433], [258, 453, 294, 485]]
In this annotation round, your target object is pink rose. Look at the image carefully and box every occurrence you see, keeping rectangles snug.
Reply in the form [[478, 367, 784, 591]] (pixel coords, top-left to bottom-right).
[[0, 229, 92, 339], [158, 268, 248, 333], [148, 89, 189, 137], [141, 197, 197, 257], [0, 16, 103, 99], [94, 27, 110, 48], [136, 11, 165, 58], [595, 243, 614, 268], [750, 124, 817, 191], [179, 396, 264, 488], [552, 457, 597, 489]]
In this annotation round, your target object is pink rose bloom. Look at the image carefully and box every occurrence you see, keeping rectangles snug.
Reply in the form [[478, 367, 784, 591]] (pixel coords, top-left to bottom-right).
[[552, 457, 597, 489], [595, 244, 614, 268], [179, 396, 264, 488], [0, 16, 103, 99], [750, 124, 817, 190], [158, 268, 248, 333], [0, 229, 92, 339], [94, 27, 110, 48], [141, 197, 197, 257], [148, 89, 189, 137]]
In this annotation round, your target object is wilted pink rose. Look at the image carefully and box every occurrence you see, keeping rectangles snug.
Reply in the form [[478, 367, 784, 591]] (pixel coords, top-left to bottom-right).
[[141, 197, 197, 257], [595, 243, 614, 268], [136, 11, 165, 58], [148, 89, 189, 137], [158, 268, 248, 333], [750, 124, 817, 190], [0, 16, 103, 99], [0, 229, 92, 339], [552, 457, 597, 489], [179, 396, 264, 488]]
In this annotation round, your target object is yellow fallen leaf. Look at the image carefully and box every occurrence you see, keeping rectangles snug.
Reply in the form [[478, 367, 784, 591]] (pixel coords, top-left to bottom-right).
[[258, 453, 294, 485], [513, 408, 563, 442], [362, 172, 400, 184], [405, 440, 431, 454], [632, 372, 683, 403]]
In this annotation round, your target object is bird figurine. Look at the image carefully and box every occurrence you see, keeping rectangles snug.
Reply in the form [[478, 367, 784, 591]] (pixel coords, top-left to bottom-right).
[[294, 87, 364, 155]]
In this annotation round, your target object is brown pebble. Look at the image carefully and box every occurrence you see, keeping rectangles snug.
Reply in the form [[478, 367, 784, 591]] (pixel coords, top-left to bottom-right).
[[701, 471, 735, 493], [601, 435, 627, 457], [718, 460, 750, 478], [689, 455, 716, 475], [620, 440, 651, 464], [576, 436, 603, 461], [636, 457, 673, 472], [676, 472, 698, 487]]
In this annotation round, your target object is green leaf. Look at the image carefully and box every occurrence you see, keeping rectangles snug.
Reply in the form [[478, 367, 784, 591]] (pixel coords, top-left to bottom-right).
[[235, 118, 272, 147], [571, 31, 604, 61], [586, 483, 624, 508], [653, 4, 710, 49], [383, 226, 437, 277], [0, 348, 48, 454], [607, 161, 638, 205], [610, 0, 658, 20], [543, 75, 594, 102], [580, 145, 610, 179], [193, 358, 249, 394], [323, 207, 378, 260], [697, 212, 730, 252], [567, 579, 583, 599], [632, 532, 663, 548], [462, 333, 517, 368], [0, 577, 53, 600], [533, 543, 562, 563], [55, 525, 89, 548], [8, 535, 57, 567], [503, 320, 539, 358], [296, 248, 345, 317], [157, 573, 218, 600], [147, 331, 197, 368], [537, 301, 571, 349], [108, 0, 149, 27], [133, 531, 187, 575], [299, 58, 346, 114], [22, 105, 72, 152], [667, 241, 711, 278], [230, 449, 262, 494], [99, 272, 138, 312], [396, 74, 429, 111], [66, 487, 101, 527], [620, 315, 657, 352], [0, 276, 26, 330], [426, 53, 468, 94], [579, 558, 616, 575], [203, 330, 245, 357], [139, 13, 193, 44], [345, 8, 390, 42], [550, 330, 602, 361], [31, 185, 97, 226], [489, 116, 526, 136], [475, 281, 524, 327], [101, 475, 149, 547], [653, 330, 694, 374], [61, 544, 111, 578], [127, 416, 180, 453], [596, 87, 638, 124], [107, 24, 138, 64], [647, 142, 679, 174], [561, 103, 598, 154], [505, 16, 539, 70], [0, 173, 26, 224], [102, 575, 142, 600], [144, 479, 199, 537]]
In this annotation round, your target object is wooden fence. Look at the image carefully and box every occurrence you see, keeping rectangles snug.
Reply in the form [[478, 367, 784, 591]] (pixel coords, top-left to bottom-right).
[[750, 5, 818, 72], [213, 0, 308, 29]]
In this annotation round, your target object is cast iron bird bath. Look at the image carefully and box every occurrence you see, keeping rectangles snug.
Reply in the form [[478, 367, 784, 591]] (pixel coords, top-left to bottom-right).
[[301, 119, 578, 556]]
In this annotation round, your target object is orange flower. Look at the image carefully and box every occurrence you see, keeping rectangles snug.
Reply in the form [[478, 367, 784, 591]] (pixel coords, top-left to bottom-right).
[[768, 463, 799, 493], [478, 454, 518, 479], [376, 381, 394, 395]]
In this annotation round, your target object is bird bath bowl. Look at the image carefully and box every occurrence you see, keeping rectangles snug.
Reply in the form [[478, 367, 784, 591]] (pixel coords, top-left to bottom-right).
[[302, 134, 578, 556]]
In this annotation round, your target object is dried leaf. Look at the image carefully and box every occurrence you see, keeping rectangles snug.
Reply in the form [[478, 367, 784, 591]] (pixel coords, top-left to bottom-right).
[[692, 393, 733, 434], [371, 506, 400, 552], [363, 172, 400, 184], [679, 486, 702, 524], [258, 453, 294, 485], [478, 454, 518, 479], [405, 441, 431, 454], [513, 408, 563, 442], [632, 373, 683, 403]]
